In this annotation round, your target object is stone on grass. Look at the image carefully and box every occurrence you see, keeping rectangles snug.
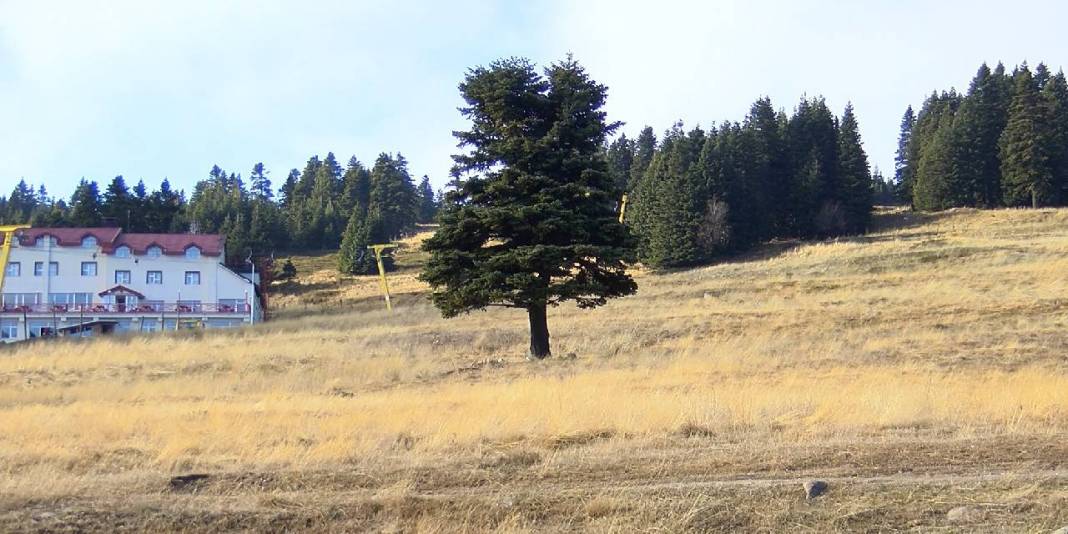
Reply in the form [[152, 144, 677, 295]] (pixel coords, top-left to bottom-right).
[[946, 505, 983, 522], [169, 473, 211, 492], [803, 480, 828, 499]]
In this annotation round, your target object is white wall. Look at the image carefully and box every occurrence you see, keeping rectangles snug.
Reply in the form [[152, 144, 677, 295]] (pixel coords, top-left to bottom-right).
[[2, 240, 254, 307]]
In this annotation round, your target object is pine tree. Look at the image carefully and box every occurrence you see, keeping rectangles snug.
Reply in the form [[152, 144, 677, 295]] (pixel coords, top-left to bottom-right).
[[1000, 66, 1055, 208], [279, 258, 297, 280], [606, 133, 635, 192], [951, 63, 1010, 207], [422, 56, 637, 359], [743, 97, 789, 238], [102, 175, 132, 227], [910, 90, 963, 210], [417, 175, 437, 223], [787, 96, 840, 236], [632, 124, 706, 267], [250, 162, 273, 200], [6, 180, 37, 223], [1042, 70, 1068, 204], [69, 179, 103, 226], [279, 169, 299, 209], [341, 157, 371, 214], [836, 103, 873, 233], [628, 126, 657, 190], [894, 106, 916, 202], [368, 153, 418, 240]]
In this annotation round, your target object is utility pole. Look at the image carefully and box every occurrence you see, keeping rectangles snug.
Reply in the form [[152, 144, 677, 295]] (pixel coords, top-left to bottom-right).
[[368, 244, 396, 311]]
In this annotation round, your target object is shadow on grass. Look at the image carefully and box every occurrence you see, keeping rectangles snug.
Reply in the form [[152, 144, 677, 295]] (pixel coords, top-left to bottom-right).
[[651, 207, 964, 273]]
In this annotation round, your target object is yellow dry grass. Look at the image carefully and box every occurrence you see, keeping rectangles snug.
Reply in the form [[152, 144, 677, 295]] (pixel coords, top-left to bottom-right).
[[3, 207, 1068, 530]]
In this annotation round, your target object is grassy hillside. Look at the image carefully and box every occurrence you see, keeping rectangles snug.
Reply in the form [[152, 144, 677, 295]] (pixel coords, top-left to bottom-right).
[[2, 208, 1068, 531]]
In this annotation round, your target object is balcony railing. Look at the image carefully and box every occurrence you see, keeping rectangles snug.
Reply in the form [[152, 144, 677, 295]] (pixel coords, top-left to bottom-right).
[[0, 302, 250, 315]]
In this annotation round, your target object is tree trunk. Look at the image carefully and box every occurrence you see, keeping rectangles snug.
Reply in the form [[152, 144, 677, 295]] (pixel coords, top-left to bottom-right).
[[527, 304, 551, 359], [1032, 189, 1039, 209]]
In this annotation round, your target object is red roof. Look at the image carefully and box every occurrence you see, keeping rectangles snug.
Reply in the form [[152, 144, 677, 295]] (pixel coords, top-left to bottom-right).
[[12, 227, 223, 257], [113, 233, 223, 257], [18, 227, 122, 247]]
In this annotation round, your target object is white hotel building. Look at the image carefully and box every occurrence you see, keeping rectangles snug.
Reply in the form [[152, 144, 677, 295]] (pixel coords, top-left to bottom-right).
[[0, 227, 261, 342]]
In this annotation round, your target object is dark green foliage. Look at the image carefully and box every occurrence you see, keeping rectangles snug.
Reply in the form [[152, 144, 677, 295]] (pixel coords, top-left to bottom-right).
[[1042, 71, 1068, 202], [102, 175, 133, 226], [837, 103, 873, 233], [625, 94, 873, 269], [421, 56, 637, 358], [630, 124, 707, 267], [629, 126, 657, 190], [417, 175, 438, 223], [337, 209, 394, 275], [279, 258, 297, 280], [894, 106, 915, 202], [787, 97, 841, 236], [910, 90, 962, 210], [368, 153, 418, 239], [901, 60, 1068, 211], [606, 133, 635, 192], [68, 179, 103, 227], [951, 64, 1010, 207], [1000, 66, 1055, 207]]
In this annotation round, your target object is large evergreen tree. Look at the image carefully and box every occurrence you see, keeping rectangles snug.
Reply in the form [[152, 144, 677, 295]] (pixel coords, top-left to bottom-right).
[[69, 179, 103, 227], [894, 106, 915, 202], [416, 175, 437, 223], [421, 56, 637, 359], [951, 63, 1010, 207], [102, 175, 133, 226], [628, 126, 657, 190], [836, 103, 873, 233], [1000, 66, 1055, 208]]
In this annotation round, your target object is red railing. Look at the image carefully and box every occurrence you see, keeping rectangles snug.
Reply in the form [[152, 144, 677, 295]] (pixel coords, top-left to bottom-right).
[[0, 302, 250, 314]]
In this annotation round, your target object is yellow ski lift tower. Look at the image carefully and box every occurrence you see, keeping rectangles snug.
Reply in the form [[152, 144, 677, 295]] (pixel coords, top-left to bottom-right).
[[0, 226, 27, 291], [368, 244, 397, 311]]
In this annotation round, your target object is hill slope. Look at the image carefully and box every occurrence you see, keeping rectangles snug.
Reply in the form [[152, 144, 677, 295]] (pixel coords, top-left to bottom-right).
[[2, 208, 1068, 531]]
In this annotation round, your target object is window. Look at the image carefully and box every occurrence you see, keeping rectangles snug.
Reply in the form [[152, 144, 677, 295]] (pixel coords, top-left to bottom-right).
[[32, 262, 58, 277], [48, 293, 91, 305], [81, 235, 98, 248], [35, 236, 56, 248], [2, 293, 39, 306], [81, 262, 98, 276], [184, 271, 201, 285], [5, 262, 19, 277], [140, 319, 159, 332], [115, 246, 131, 258], [146, 246, 162, 258], [146, 271, 163, 284], [115, 270, 132, 284], [185, 246, 201, 259], [1, 322, 18, 339]]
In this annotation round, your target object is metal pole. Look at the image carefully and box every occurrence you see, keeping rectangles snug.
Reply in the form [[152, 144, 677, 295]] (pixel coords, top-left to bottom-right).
[[370, 245, 393, 312]]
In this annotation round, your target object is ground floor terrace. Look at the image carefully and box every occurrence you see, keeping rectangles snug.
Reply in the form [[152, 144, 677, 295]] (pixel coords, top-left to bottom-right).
[[0, 302, 255, 342]]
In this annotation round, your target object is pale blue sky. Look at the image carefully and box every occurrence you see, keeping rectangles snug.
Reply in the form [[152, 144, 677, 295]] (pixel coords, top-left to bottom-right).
[[1, 0, 1065, 198]]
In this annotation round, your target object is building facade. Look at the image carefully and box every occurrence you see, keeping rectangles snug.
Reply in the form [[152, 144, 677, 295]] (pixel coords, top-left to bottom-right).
[[0, 227, 260, 342]]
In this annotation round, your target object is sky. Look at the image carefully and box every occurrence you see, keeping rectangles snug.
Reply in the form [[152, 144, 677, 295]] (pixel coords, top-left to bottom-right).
[[1, 0, 1066, 198]]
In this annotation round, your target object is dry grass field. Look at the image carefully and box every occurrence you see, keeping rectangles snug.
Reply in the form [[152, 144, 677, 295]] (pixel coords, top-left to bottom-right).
[[2, 208, 1068, 532]]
